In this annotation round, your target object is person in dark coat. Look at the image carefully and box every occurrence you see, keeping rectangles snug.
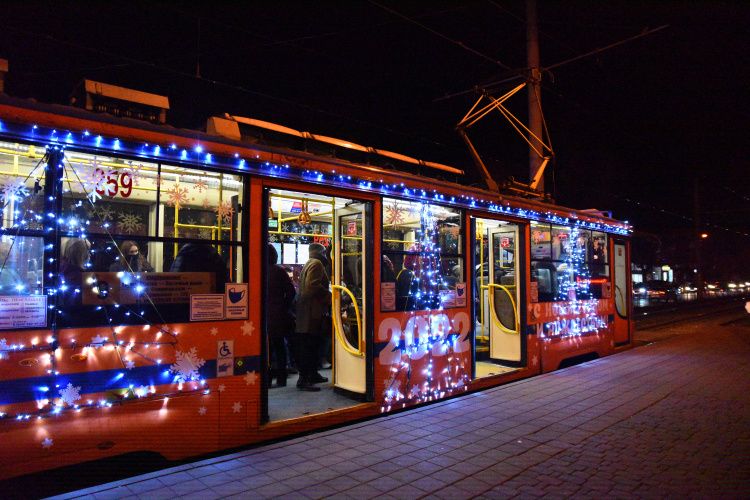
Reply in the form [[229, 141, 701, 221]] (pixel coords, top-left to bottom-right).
[[266, 244, 296, 387], [109, 241, 154, 273], [294, 242, 331, 391], [170, 243, 228, 293]]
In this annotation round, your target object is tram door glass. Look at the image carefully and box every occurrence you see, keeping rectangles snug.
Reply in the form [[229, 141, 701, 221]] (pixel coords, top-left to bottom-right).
[[474, 218, 522, 375], [266, 189, 368, 421]]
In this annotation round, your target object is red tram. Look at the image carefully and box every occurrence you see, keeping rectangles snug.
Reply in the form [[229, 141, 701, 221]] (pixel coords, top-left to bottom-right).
[[0, 86, 632, 480]]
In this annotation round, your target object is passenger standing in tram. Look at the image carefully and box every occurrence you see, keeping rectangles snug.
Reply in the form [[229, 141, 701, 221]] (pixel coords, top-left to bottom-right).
[[266, 244, 296, 388], [396, 246, 420, 311], [295, 242, 330, 391], [170, 243, 228, 293]]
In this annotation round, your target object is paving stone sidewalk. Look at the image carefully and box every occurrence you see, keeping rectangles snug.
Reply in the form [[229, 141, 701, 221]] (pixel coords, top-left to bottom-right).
[[50, 319, 750, 499]]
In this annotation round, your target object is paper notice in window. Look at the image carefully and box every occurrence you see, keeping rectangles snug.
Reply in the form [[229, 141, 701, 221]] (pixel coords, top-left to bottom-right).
[[0, 295, 47, 329], [381, 282, 396, 311]]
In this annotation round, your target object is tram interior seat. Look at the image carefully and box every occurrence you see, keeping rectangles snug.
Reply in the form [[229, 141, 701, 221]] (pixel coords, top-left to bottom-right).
[[532, 262, 557, 301]]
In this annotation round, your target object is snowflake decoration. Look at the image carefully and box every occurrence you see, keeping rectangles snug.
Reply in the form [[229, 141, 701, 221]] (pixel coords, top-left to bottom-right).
[[94, 205, 115, 222], [0, 177, 29, 205], [90, 335, 107, 348], [384, 202, 410, 227], [165, 185, 190, 208], [117, 213, 144, 234], [198, 406, 207, 416], [41, 437, 53, 449], [216, 201, 235, 224], [122, 163, 143, 187], [170, 347, 206, 382], [76, 162, 107, 203], [241, 321, 255, 337], [210, 327, 218, 336], [217, 384, 226, 392], [193, 179, 209, 193], [232, 401, 243, 413], [125, 359, 136, 370], [59, 383, 82, 406], [244, 371, 258, 386], [201, 197, 211, 209]]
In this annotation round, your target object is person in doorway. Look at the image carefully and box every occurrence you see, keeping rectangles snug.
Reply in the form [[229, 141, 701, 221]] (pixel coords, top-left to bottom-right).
[[109, 241, 154, 273], [294, 242, 331, 391], [266, 244, 296, 388]]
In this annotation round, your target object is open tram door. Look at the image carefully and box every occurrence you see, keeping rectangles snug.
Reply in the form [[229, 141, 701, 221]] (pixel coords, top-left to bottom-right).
[[473, 218, 524, 378], [332, 201, 371, 397]]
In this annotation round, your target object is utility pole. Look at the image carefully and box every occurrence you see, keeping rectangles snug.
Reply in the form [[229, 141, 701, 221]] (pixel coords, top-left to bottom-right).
[[526, 0, 544, 192], [693, 177, 703, 299]]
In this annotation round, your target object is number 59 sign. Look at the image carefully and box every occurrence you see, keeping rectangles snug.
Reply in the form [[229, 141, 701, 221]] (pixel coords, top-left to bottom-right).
[[95, 168, 134, 199]]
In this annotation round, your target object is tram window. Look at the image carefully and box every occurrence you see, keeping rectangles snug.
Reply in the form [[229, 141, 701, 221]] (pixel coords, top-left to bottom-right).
[[62, 153, 159, 237], [160, 165, 243, 242], [530, 222, 610, 302], [0, 236, 44, 296], [382, 198, 464, 311]]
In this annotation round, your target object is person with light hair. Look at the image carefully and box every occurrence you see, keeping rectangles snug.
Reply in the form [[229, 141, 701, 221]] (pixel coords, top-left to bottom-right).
[[59, 238, 90, 304]]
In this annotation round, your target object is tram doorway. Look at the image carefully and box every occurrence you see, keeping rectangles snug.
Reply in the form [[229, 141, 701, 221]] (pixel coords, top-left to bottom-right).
[[473, 218, 524, 378], [264, 188, 371, 422]]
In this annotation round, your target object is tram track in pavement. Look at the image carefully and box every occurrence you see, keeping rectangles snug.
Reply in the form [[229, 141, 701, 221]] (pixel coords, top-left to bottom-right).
[[634, 295, 749, 345]]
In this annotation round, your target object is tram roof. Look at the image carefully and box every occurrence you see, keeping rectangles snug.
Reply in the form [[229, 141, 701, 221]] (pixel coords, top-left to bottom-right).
[[0, 92, 630, 234]]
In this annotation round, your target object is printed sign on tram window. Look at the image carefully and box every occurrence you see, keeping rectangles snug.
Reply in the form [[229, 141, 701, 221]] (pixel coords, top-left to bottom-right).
[[455, 283, 467, 307], [380, 282, 396, 311], [190, 294, 225, 321], [0, 295, 47, 329], [225, 283, 249, 319], [81, 272, 214, 305]]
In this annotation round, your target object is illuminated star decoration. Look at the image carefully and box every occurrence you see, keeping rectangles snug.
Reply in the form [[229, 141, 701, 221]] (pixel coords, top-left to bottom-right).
[[41, 438, 53, 449], [232, 402, 243, 413], [198, 406, 207, 415], [244, 371, 258, 386], [241, 321, 254, 337]]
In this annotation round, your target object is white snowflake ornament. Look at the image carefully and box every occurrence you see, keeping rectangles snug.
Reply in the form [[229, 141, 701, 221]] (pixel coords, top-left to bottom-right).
[[198, 406, 207, 415], [170, 347, 206, 382], [209, 327, 218, 336], [232, 402, 243, 413], [165, 185, 190, 208], [41, 437, 53, 449], [59, 383, 82, 406], [0, 177, 29, 204], [125, 359, 135, 370]]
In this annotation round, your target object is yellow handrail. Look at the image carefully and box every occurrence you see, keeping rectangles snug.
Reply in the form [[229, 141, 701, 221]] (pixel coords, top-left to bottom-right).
[[331, 284, 364, 358], [481, 283, 519, 335]]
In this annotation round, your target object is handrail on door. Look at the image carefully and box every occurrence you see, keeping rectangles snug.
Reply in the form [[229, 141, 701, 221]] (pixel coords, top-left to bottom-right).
[[481, 283, 520, 335], [331, 284, 364, 358]]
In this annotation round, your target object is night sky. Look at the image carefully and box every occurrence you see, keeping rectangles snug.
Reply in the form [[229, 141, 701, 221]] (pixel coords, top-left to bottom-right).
[[1, 1, 748, 279]]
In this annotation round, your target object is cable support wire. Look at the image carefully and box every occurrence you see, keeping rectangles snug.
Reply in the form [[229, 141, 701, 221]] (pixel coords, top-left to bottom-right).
[[368, 0, 515, 71], [0, 23, 452, 154]]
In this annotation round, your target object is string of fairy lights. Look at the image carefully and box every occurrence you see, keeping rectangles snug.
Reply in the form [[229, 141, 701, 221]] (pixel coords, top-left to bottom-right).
[[381, 202, 469, 412], [0, 143, 208, 422], [0, 119, 624, 421]]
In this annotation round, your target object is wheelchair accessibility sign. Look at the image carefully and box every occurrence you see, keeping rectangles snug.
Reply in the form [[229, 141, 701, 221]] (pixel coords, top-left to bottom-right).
[[217, 340, 234, 377]]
